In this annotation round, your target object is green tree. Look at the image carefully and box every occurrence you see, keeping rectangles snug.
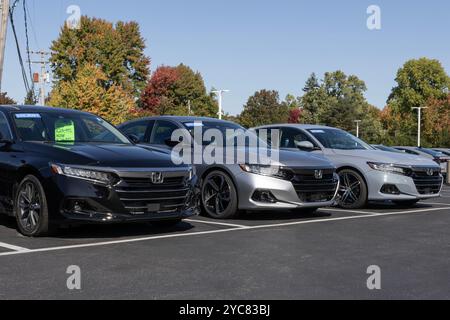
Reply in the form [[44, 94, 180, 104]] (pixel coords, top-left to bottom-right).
[[50, 16, 150, 97], [48, 64, 135, 124], [0, 92, 16, 105], [388, 58, 450, 113], [238, 90, 289, 128], [24, 90, 37, 105]]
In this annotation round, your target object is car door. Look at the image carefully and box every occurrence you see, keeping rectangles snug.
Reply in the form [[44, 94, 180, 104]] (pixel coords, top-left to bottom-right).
[[0, 111, 17, 214]]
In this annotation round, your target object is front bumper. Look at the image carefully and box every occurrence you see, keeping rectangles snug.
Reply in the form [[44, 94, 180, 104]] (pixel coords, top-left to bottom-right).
[[366, 169, 443, 201], [49, 168, 199, 224], [235, 171, 339, 210]]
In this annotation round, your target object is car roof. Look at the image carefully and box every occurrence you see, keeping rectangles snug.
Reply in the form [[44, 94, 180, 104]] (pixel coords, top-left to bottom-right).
[[253, 123, 337, 130], [0, 105, 92, 116], [119, 116, 239, 127]]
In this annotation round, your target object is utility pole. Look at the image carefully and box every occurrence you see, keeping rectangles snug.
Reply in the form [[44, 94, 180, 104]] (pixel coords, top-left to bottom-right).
[[354, 120, 362, 138], [28, 51, 51, 105], [0, 0, 10, 91], [412, 107, 428, 147], [212, 89, 230, 120]]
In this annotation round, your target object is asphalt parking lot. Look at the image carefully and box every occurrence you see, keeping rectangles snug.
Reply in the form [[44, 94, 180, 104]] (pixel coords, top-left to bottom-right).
[[0, 185, 449, 300]]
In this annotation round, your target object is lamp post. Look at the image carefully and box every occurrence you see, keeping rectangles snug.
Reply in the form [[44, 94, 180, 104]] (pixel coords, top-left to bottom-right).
[[412, 107, 428, 147], [212, 90, 230, 120], [354, 120, 362, 138]]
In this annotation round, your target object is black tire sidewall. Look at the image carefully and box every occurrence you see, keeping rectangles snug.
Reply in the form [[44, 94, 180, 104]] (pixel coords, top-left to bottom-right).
[[14, 175, 50, 237], [338, 169, 368, 209], [201, 171, 238, 219]]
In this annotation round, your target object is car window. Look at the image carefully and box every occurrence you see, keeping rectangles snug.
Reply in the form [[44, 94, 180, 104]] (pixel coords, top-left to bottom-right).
[[280, 128, 314, 148], [402, 149, 419, 155], [13, 113, 130, 144], [150, 120, 179, 145], [121, 120, 153, 143], [0, 112, 12, 140]]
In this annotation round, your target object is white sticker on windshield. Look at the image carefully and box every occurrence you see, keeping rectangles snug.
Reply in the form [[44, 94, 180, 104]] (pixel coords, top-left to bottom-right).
[[15, 113, 41, 119], [310, 130, 325, 134], [184, 123, 204, 127]]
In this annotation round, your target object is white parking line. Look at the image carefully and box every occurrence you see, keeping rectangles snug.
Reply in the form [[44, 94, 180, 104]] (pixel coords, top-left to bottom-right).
[[185, 219, 248, 229], [0, 242, 30, 252], [0, 207, 448, 258]]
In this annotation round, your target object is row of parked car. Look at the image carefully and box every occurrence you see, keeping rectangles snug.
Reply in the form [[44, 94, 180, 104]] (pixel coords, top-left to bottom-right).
[[0, 105, 446, 237]]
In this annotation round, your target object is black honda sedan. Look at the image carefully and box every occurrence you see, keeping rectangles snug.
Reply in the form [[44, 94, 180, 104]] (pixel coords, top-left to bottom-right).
[[0, 105, 198, 237]]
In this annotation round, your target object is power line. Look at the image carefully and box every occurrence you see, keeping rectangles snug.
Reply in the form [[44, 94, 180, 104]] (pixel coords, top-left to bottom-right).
[[9, 0, 30, 93], [23, 0, 33, 90]]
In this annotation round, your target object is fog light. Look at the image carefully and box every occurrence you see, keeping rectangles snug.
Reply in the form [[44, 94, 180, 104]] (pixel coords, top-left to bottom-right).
[[381, 184, 401, 195], [252, 190, 278, 203]]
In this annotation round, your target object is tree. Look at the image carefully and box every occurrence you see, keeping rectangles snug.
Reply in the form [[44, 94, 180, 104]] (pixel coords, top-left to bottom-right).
[[139, 64, 217, 117], [388, 58, 450, 114], [423, 95, 450, 147], [48, 64, 135, 124], [238, 90, 289, 128], [24, 90, 37, 105], [50, 16, 150, 97], [0, 92, 16, 105]]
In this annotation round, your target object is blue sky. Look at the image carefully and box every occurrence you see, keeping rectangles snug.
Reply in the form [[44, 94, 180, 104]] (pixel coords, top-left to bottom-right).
[[2, 0, 450, 115]]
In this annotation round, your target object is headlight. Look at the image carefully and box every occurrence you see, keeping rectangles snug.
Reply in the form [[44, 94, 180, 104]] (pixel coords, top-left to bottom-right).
[[367, 162, 407, 175], [51, 164, 116, 185], [239, 164, 292, 180]]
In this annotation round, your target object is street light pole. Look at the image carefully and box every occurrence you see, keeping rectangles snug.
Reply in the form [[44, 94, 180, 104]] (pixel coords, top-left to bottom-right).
[[212, 89, 230, 120], [0, 0, 10, 91], [412, 107, 428, 147], [354, 120, 362, 138]]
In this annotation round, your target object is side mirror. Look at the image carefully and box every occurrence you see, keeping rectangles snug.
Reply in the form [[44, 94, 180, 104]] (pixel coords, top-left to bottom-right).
[[127, 134, 140, 144], [165, 138, 182, 148], [295, 141, 316, 151]]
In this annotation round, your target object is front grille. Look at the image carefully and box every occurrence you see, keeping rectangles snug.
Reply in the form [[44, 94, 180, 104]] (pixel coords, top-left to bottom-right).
[[291, 169, 338, 203], [409, 168, 443, 195], [114, 175, 190, 214]]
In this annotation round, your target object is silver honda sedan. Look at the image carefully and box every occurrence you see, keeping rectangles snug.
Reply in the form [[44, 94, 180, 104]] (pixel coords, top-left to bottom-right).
[[119, 117, 340, 219], [253, 124, 443, 209]]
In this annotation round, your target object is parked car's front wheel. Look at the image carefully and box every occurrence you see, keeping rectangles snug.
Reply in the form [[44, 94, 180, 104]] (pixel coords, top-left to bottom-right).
[[14, 175, 52, 237], [337, 169, 368, 209], [201, 171, 238, 219]]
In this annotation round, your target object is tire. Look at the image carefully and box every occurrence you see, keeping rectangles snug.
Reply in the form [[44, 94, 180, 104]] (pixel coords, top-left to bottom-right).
[[337, 169, 368, 209], [393, 200, 419, 207], [201, 171, 238, 219], [151, 219, 182, 228], [14, 175, 52, 237]]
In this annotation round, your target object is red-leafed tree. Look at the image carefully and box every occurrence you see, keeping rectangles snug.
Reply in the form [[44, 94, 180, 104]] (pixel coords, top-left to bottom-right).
[[140, 66, 180, 114], [288, 108, 302, 123]]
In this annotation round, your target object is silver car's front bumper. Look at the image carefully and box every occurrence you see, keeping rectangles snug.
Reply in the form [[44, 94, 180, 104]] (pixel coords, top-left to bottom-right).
[[235, 171, 339, 210], [366, 170, 443, 201]]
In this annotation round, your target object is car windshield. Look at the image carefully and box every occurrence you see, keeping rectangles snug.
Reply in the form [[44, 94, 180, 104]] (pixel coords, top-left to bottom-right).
[[308, 128, 372, 150], [182, 121, 268, 148], [13, 112, 131, 144], [418, 148, 444, 157]]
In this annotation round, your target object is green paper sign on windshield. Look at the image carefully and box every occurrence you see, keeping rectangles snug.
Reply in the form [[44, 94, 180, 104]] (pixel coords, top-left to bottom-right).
[[55, 119, 75, 143]]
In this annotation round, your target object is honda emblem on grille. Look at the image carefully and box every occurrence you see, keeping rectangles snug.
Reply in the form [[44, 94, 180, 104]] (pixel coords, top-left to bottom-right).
[[314, 170, 323, 180], [426, 168, 435, 176], [151, 172, 164, 184]]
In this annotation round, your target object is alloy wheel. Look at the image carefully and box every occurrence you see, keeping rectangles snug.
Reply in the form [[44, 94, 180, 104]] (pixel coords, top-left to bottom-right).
[[338, 172, 362, 206], [203, 174, 232, 216], [18, 181, 42, 233]]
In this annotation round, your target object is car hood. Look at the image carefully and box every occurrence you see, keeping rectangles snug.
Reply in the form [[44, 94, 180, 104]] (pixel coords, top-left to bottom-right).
[[245, 147, 335, 169], [329, 149, 439, 167], [25, 142, 184, 168]]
